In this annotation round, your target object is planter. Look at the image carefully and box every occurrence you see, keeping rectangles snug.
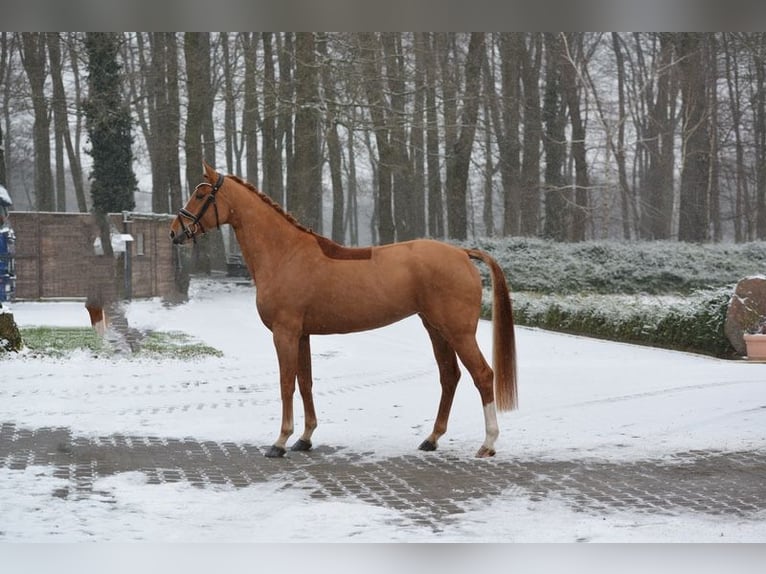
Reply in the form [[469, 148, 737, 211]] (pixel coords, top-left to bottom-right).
[[743, 333, 766, 361]]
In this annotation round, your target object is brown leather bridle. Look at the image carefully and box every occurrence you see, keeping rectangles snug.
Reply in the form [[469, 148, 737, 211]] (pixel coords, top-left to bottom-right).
[[174, 172, 225, 243]]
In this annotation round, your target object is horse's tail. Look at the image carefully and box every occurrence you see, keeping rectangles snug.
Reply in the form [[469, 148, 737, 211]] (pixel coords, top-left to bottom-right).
[[466, 249, 518, 412]]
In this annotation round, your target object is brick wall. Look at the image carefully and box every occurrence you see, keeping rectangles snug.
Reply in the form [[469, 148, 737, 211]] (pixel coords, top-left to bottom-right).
[[11, 211, 184, 301]]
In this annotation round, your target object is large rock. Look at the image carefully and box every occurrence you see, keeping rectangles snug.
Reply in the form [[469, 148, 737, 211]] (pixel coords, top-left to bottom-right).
[[0, 308, 22, 352], [725, 276, 766, 355]]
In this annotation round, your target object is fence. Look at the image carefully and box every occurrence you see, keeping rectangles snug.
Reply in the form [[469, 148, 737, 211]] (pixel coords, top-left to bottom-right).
[[11, 211, 184, 301]]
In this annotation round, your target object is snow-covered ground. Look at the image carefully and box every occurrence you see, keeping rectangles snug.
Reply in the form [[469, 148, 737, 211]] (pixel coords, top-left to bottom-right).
[[1, 278, 765, 542]]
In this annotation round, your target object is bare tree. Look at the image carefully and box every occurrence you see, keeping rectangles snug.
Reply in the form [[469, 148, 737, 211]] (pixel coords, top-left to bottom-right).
[[131, 33, 182, 214], [382, 32, 419, 240], [542, 33, 568, 241], [486, 33, 523, 236], [676, 33, 712, 242], [359, 32, 395, 244], [277, 33, 294, 206], [47, 33, 87, 212], [241, 33, 259, 187], [559, 33, 590, 242], [0, 34, 6, 187], [184, 32, 223, 272], [20, 33, 54, 211], [317, 33, 346, 242], [289, 32, 322, 232], [635, 33, 677, 240], [611, 33, 635, 239], [519, 34, 543, 237], [444, 32, 485, 241], [750, 33, 766, 239], [422, 33, 444, 238], [723, 33, 750, 242]]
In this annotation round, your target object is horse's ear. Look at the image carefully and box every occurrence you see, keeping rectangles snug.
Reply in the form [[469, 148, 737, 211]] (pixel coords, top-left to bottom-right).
[[202, 161, 218, 182]]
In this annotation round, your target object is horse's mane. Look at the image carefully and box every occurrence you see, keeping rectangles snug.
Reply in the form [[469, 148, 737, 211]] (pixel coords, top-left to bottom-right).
[[226, 174, 372, 260], [228, 174, 313, 235]]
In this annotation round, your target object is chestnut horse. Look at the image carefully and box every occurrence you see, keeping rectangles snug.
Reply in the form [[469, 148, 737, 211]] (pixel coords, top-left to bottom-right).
[[170, 163, 517, 458]]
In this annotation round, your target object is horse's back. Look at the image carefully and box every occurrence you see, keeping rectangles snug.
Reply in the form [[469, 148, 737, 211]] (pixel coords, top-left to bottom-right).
[[299, 238, 481, 334], [376, 239, 484, 317]]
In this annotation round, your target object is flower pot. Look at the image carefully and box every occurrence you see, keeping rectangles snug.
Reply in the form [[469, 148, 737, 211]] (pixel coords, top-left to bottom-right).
[[743, 333, 766, 361]]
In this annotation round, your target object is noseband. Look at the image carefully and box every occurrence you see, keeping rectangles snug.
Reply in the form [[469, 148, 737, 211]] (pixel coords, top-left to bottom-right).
[[176, 172, 225, 242]]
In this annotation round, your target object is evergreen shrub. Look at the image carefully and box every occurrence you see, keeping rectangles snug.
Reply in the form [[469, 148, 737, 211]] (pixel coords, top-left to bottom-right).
[[467, 238, 766, 357]]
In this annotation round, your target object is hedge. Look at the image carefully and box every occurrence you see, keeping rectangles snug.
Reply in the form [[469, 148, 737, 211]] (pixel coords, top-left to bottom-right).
[[464, 238, 759, 357], [505, 290, 736, 358]]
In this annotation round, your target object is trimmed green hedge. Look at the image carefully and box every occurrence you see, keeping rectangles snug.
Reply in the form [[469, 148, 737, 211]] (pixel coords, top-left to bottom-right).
[[508, 290, 735, 358], [462, 237, 766, 294], [466, 238, 761, 357]]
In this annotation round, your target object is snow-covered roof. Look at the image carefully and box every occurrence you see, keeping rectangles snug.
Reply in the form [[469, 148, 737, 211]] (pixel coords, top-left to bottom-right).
[[0, 184, 11, 207]]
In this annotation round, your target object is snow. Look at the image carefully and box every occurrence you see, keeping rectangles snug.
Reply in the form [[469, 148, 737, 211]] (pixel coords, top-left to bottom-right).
[[1, 277, 765, 542], [0, 184, 11, 207]]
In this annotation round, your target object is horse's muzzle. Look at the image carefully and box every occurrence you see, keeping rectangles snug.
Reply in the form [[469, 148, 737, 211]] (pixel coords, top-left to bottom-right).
[[170, 229, 186, 245]]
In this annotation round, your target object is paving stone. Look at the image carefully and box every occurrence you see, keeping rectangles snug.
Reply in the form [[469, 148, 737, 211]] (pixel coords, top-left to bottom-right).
[[1, 421, 765, 530]]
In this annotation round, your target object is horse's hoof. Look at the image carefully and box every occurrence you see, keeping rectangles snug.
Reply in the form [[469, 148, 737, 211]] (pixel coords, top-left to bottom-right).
[[418, 439, 437, 452], [290, 438, 312, 452], [264, 445, 287, 458], [475, 446, 496, 458]]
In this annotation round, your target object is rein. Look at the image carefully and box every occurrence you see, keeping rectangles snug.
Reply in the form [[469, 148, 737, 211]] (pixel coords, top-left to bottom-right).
[[176, 172, 225, 242]]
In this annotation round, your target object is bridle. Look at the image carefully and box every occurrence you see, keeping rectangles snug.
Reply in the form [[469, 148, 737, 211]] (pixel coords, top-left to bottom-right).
[[176, 172, 225, 242]]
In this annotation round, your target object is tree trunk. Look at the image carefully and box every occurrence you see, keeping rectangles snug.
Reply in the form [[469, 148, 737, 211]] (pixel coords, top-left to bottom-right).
[[676, 33, 711, 242], [165, 33, 182, 213], [221, 33, 237, 175], [637, 33, 676, 240], [482, 91, 494, 236], [242, 33, 259, 187], [723, 33, 748, 242], [382, 32, 418, 241], [359, 32, 395, 244], [47, 33, 68, 211], [411, 33, 428, 239], [276, 33, 294, 208], [184, 32, 222, 273], [0, 33, 6, 187], [290, 32, 322, 232], [345, 107, 360, 245], [542, 33, 568, 241], [754, 34, 766, 239], [423, 33, 444, 238], [20, 33, 54, 212], [707, 35, 721, 242], [493, 33, 523, 236], [444, 33, 484, 241], [611, 32, 633, 240], [560, 33, 589, 242], [141, 32, 181, 215], [261, 33, 281, 197], [184, 33, 205, 190], [317, 33, 345, 243], [519, 34, 543, 237]]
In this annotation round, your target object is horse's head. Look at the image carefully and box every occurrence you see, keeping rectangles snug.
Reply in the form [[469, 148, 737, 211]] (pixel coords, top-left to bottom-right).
[[170, 162, 227, 245]]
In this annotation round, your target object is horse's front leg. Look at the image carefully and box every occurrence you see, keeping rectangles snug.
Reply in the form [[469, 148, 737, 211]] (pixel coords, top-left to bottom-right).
[[265, 328, 301, 458], [291, 334, 317, 452]]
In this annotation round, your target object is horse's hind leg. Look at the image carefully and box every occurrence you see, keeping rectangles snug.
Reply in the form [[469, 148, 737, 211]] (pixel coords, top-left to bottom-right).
[[291, 335, 317, 451], [419, 317, 461, 452], [451, 334, 499, 458]]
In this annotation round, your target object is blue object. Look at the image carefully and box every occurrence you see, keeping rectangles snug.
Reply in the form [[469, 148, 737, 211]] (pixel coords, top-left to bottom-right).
[[0, 185, 15, 302], [0, 227, 15, 302]]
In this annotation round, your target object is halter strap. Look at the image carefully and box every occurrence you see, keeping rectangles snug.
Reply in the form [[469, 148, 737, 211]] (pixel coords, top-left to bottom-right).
[[177, 172, 225, 242]]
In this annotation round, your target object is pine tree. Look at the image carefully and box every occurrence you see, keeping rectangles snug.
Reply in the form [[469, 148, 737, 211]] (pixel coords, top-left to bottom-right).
[[83, 33, 137, 216]]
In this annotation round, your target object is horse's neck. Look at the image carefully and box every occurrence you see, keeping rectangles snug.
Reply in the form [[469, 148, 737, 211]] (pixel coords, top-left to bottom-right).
[[230, 189, 311, 281]]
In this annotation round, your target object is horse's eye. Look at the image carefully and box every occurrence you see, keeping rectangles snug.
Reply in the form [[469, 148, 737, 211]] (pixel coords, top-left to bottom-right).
[[195, 193, 205, 200]]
